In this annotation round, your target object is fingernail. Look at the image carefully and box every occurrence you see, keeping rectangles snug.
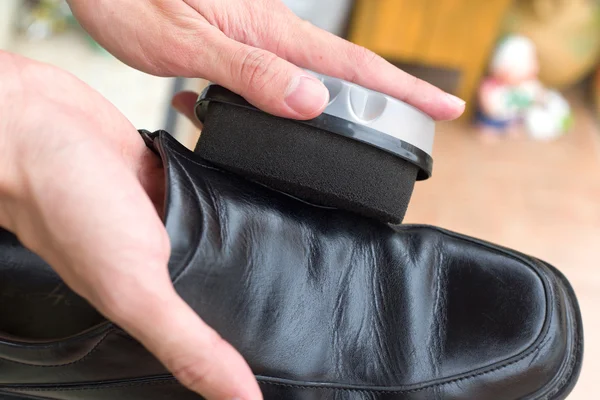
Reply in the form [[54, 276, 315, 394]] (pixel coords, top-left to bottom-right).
[[285, 76, 329, 117], [446, 93, 466, 107]]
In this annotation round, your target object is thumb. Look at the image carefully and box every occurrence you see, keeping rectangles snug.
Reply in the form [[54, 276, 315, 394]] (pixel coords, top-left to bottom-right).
[[101, 275, 263, 400], [13, 134, 264, 400], [198, 31, 329, 120]]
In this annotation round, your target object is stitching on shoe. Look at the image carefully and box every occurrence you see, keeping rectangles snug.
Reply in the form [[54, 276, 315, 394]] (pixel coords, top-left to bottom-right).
[[6, 378, 176, 392], [0, 390, 56, 400], [0, 324, 113, 349]]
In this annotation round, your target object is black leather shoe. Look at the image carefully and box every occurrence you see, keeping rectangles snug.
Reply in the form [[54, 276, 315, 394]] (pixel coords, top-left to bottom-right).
[[0, 131, 583, 399]]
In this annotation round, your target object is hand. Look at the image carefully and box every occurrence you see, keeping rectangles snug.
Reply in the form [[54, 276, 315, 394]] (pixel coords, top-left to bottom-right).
[[66, 0, 465, 121], [0, 52, 262, 400]]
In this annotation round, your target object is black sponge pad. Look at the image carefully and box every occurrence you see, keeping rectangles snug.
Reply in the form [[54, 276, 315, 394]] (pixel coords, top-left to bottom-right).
[[195, 103, 418, 224]]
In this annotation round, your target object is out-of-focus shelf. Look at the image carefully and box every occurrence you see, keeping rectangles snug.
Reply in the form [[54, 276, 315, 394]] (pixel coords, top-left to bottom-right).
[[0, 0, 21, 50], [348, 0, 514, 114]]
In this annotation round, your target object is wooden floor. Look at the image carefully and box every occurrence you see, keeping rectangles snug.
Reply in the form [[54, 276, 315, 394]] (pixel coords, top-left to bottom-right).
[[404, 90, 600, 399]]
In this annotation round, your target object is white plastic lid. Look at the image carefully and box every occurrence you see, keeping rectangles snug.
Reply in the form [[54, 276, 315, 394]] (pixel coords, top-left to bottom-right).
[[307, 71, 436, 156]]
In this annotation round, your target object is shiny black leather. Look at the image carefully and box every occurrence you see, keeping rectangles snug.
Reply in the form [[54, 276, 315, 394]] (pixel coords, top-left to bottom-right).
[[0, 130, 583, 399]]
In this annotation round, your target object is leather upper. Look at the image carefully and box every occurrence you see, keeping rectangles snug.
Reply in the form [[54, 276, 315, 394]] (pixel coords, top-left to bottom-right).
[[0, 131, 582, 400]]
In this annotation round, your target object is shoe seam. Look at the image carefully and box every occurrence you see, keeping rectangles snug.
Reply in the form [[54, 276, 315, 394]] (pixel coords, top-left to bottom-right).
[[4, 378, 175, 393], [0, 330, 113, 368]]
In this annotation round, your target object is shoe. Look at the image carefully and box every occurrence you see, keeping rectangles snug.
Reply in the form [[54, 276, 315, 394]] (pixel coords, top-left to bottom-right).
[[0, 130, 583, 399]]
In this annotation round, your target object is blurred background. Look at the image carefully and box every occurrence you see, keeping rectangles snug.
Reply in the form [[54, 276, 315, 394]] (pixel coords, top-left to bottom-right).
[[1, 0, 599, 398]]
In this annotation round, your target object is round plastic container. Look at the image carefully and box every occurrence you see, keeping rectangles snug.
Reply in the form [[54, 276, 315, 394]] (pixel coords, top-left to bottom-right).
[[194, 72, 436, 223]]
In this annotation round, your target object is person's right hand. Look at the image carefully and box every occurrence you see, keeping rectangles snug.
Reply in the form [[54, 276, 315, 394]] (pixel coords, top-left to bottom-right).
[[66, 0, 465, 122], [0, 51, 262, 400]]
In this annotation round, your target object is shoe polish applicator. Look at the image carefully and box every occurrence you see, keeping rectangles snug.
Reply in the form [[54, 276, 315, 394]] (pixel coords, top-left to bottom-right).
[[193, 72, 435, 224]]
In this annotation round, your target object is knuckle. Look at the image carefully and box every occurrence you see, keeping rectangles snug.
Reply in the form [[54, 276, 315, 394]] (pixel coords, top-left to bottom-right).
[[234, 48, 279, 94], [172, 360, 211, 389], [296, 19, 316, 32], [146, 229, 172, 263], [408, 73, 422, 89], [96, 291, 133, 322], [170, 334, 223, 389], [141, 21, 212, 76], [93, 277, 146, 320], [402, 74, 427, 101], [346, 46, 380, 81], [97, 284, 157, 324], [91, 237, 171, 320]]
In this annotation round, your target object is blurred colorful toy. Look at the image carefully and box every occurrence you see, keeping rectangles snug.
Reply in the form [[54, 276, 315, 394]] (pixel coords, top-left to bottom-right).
[[503, 0, 600, 89], [476, 35, 572, 141], [476, 36, 542, 137], [524, 90, 573, 141]]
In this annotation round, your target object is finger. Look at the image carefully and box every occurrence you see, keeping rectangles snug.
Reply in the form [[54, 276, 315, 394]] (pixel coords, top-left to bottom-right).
[[16, 139, 261, 400], [197, 31, 329, 120], [102, 277, 263, 400], [256, 13, 465, 121], [172, 91, 203, 130]]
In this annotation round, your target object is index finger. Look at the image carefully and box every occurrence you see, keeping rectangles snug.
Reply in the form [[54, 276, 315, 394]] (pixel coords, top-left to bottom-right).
[[263, 15, 466, 121]]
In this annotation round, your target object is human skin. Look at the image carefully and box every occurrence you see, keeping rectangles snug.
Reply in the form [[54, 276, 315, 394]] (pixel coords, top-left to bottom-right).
[[0, 53, 258, 400], [65, 0, 465, 122], [0, 1, 465, 399]]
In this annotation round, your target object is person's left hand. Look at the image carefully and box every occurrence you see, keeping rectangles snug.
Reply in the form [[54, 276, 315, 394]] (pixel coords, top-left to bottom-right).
[[66, 0, 465, 122], [0, 52, 262, 400]]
